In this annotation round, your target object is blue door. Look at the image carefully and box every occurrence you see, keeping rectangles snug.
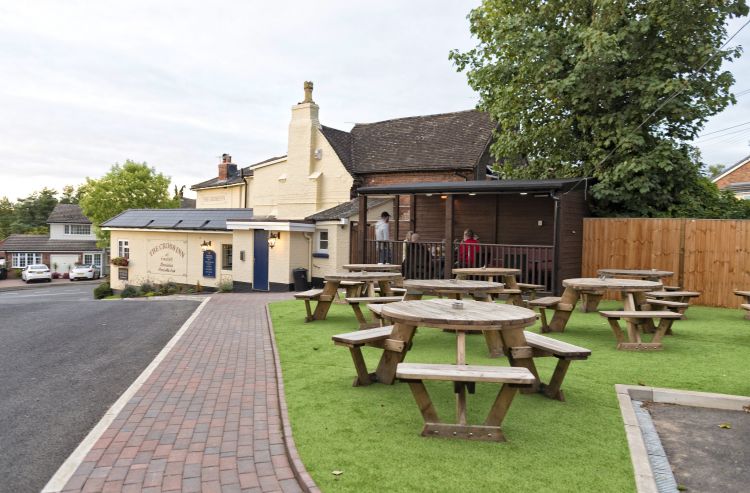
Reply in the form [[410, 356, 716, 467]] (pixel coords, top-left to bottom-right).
[[253, 229, 270, 291]]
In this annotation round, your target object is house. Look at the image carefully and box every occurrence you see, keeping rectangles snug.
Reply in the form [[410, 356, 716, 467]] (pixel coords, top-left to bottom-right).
[[712, 153, 750, 199], [2, 204, 106, 274], [105, 81, 499, 291]]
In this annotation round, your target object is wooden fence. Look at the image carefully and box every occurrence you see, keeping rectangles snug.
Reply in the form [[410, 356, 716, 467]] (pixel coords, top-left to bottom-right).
[[582, 218, 750, 308]]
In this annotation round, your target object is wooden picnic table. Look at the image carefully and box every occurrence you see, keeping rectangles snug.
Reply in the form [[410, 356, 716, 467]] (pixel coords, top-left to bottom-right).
[[342, 263, 402, 272], [403, 279, 505, 301], [453, 267, 525, 305], [580, 269, 674, 312], [380, 299, 538, 440], [734, 290, 750, 320], [548, 278, 662, 332], [312, 271, 403, 321]]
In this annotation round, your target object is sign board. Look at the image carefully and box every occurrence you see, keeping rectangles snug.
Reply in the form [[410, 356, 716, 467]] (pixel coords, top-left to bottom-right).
[[118, 268, 128, 281], [203, 250, 216, 278], [147, 240, 188, 281]]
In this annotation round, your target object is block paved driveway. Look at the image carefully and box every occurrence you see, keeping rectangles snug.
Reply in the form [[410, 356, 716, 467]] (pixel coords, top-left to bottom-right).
[[0, 284, 201, 493], [57, 292, 311, 493]]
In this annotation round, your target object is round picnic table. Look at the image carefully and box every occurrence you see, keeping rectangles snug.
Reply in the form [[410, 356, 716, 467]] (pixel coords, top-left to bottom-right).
[[403, 279, 505, 302], [342, 263, 402, 272], [597, 268, 674, 282], [312, 271, 404, 321], [452, 267, 524, 305], [548, 277, 662, 332], [379, 299, 538, 434]]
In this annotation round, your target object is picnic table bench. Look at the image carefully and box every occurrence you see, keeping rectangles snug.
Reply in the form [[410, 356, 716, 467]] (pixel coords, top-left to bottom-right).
[[332, 326, 400, 386], [735, 290, 750, 320], [453, 267, 527, 305], [644, 290, 700, 319], [600, 310, 682, 350], [346, 296, 404, 329]]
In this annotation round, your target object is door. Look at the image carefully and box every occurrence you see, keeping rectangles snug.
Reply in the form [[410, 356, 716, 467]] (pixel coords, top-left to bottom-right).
[[50, 254, 79, 275], [253, 229, 269, 291]]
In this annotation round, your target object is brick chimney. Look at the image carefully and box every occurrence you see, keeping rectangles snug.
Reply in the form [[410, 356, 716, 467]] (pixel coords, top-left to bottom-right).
[[288, 81, 320, 175], [218, 153, 237, 180]]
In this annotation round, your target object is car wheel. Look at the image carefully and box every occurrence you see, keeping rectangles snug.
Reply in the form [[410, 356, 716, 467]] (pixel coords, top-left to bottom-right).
[[47, 278, 52, 283]]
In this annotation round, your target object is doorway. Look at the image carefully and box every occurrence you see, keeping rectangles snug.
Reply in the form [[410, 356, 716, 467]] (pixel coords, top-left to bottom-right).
[[253, 229, 269, 291]]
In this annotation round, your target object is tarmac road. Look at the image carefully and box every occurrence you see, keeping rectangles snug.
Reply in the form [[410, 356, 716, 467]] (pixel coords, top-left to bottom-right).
[[0, 284, 201, 493]]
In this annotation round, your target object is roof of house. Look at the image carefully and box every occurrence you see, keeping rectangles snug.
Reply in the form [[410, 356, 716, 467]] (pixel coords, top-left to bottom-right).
[[180, 197, 197, 208], [305, 198, 390, 221], [357, 178, 592, 195], [1, 234, 99, 252], [101, 208, 253, 231], [46, 204, 91, 224], [190, 156, 287, 190], [712, 153, 750, 184]]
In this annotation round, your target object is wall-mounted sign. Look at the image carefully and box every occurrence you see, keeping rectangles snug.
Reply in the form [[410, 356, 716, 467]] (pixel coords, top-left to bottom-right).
[[147, 240, 188, 280], [118, 268, 128, 281], [203, 250, 216, 278]]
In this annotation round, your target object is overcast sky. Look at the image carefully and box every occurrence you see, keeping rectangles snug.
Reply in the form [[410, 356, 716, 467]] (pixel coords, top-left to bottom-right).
[[1, 2, 749, 201]]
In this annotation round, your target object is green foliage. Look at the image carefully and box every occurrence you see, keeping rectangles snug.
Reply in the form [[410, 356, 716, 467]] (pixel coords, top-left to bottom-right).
[[450, 0, 749, 217], [270, 299, 750, 492], [59, 184, 84, 204], [11, 188, 58, 233], [140, 281, 154, 294], [93, 282, 114, 300], [0, 197, 14, 239], [79, 160, 180, 246], [218, 279, 234, 293], [120, 284, 138, 298]]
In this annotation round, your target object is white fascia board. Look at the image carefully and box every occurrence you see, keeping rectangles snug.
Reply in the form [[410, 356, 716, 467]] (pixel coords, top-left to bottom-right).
[[192, 182, 244, 191], [226, 221, 315, 232], [250, 157, 287, 172]]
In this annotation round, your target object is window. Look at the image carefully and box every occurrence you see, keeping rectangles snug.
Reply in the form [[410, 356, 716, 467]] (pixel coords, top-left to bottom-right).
[[12, 253, 42, 268], [83, 253, 102, 267], [64, 224, 91, 235], [317, 230, 329, 253], [222, 244, 233, 270], [118, 240, 129, 258]]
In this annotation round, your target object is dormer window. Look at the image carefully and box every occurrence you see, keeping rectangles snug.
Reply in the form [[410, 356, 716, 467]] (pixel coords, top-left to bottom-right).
[[64, 224, 91, 235]]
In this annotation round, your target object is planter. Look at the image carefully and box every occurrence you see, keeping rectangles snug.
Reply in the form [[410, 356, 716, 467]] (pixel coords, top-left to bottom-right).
[[110, 257, 130, 267]]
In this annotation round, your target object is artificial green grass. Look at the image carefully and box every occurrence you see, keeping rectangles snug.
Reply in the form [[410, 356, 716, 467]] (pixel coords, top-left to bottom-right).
[[269, 300, 750, 492]]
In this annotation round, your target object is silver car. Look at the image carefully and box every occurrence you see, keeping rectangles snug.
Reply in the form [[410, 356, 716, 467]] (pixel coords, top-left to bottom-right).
[[70, 263, 101, 281], [21, 264, 52, 283]]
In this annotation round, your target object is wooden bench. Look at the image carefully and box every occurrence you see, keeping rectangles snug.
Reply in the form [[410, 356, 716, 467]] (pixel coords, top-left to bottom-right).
[[742, 304, 750, 319], [645, 290, 700, 319], [734, 291, 750, 320], [332, 326, 401, 386], [374, 286, 407, 295], [663, 285, 682, 292], [396, 363, 535, 442], [527, 296, 562, 333], [522, 331, 591, 401], [294, 288, 329, 322], [345, 296, 403, 329], [645, 298, 689, 320], [517, 283, 546, 302], [334, 281, 364, 303], [599, 310, 682, 350]]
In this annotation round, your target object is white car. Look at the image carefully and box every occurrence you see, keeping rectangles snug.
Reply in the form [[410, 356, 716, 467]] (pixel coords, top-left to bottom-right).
[[70, 263, 101, 281], [21, 264, 52, 283]]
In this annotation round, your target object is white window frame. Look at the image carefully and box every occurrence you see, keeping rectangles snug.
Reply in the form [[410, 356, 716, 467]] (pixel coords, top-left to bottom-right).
[[12, 252, 42, 268], [83, 253, 102, 267], [317, 230, 329, 253], [222, 244, 233, 270], [64, 224, 91, 235], [118, 240, 130, 258]]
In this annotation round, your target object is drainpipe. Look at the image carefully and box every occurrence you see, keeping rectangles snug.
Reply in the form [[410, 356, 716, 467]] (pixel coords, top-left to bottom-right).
[[551, 192, 561, 295], [303, 232, 313, 285]]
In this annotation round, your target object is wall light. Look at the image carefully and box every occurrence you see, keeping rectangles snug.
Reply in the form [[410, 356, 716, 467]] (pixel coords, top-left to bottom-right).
[[440, 195, 447, 199], [519, 192, 528, 196], [200, 240, 212, 252], [268, 232, 280, 248]]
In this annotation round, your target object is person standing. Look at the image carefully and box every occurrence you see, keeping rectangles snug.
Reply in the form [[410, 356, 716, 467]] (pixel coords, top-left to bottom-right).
[[458, 228, 479, 267], [375, 211, 391, 263]]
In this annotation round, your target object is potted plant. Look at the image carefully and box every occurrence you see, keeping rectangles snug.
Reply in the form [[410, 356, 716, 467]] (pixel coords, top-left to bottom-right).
[[111, 257, 129, 267]]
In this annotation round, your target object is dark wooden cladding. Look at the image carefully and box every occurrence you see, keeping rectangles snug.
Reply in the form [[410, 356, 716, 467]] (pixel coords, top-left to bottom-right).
[[556, 188, 589, 293], [496, 195, 555, 244], [452, 195, 496, 241], [412, 195, 446, 240]]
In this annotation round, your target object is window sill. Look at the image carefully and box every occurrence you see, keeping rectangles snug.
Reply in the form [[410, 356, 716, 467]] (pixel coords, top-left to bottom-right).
[[312, 252, 329, 259]]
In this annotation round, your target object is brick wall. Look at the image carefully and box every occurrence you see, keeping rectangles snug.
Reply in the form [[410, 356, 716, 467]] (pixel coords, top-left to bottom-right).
[[715, 160, 750, 188], [359, 170, 474, 187]]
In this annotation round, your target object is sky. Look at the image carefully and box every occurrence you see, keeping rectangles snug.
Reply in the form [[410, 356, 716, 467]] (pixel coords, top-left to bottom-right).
[[1, 2, 749, 201]]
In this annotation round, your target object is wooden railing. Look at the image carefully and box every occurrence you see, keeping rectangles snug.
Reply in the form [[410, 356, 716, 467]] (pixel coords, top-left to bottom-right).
[[364, 240, 554, 289]]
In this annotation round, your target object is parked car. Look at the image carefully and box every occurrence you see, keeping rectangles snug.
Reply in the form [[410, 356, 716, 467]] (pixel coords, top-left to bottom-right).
[[21, 264, 52, 283], [70, 263, 101, 281]]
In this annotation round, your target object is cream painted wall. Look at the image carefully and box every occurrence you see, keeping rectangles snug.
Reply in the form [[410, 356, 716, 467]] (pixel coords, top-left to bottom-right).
[[195, 186, 244, 209], [231, 229, 253, 286], [310, 222, 349, 280], [108, 230, 234, 291]]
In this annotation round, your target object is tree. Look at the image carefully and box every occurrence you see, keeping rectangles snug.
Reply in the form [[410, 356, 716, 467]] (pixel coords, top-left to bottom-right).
[[0, 197, 13, 240], [450, 0, 749, 217], [705, 163, 727, 179], [11, 188, 58, 234], [79, 160, 179, 245], [59, 184, 83, 204]]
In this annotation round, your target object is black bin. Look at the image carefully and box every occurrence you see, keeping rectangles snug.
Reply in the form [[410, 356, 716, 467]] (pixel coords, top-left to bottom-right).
[[293, 268, 309, 291]]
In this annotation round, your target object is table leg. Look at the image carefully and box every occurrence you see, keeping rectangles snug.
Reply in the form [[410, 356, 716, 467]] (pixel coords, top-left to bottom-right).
[[579, 291, 604, 312], [500, 327, 540, 394], [378, 280, 393, 296], [455, 331, 467, 424], [374, 322, 417, 384], [367, 281, 376, 297], [312, 280, 340, 321], [547, 287, 579, 332], [404, 290, 423, 301]]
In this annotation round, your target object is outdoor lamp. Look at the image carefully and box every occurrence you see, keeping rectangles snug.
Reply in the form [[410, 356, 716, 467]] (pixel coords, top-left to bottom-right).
[[268, 232, 280, 248], [201, 240, 212, 252]]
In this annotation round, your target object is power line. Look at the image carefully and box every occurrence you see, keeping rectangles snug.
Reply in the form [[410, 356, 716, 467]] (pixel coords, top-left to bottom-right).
[[697, 121, 750, 140]]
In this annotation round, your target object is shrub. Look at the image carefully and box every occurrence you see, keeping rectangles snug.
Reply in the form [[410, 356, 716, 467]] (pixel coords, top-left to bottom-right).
[[93, 282, 114, 300], [144, 291, 157, 297], [218, 280, 234, 293], [121, 284, 138, 298], [13, 268, 22, 278], [62, 272, 69, 279], [52, 272, 62, 279], [140, 281, 154, 294]]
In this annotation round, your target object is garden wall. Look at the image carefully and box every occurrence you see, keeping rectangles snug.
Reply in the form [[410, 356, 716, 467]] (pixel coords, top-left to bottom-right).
[[582, 218, 750, 308]]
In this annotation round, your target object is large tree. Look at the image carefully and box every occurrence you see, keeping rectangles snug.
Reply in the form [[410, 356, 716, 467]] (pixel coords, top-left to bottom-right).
[[79, 160, 179, 245], [0, 197, 13, 240], [450, 0, 749, 216], [11, 188, 58, 234]]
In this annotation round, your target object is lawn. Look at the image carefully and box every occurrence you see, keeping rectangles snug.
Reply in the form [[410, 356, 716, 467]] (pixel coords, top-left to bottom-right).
[[269, 300, 750, 492]]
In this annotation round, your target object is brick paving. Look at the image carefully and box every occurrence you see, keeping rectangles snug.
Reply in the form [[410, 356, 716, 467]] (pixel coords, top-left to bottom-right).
[[58, 292, 315, 493]]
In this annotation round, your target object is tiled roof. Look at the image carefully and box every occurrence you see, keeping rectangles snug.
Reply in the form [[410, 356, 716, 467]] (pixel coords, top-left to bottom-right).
[[190, 156, 287, 190], [712, 153, 750, 184], [320, 110, 496, 175], [1, 234, 99, 252], [305, 198, 390, 221], [46, 204, 91, 224], [102, 208, 253, 231]]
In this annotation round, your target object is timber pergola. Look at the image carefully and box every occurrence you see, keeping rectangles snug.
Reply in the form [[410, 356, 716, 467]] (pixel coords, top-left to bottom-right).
[[355, 178, 592, 293]]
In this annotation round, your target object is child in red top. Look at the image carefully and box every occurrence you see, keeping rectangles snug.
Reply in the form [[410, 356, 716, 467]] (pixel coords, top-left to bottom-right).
[[458, 229, 479, 267]]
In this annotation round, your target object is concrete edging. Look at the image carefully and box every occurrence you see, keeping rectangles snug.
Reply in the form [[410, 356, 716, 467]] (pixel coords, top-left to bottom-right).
[[264, 304, 320, 493], [615, 384, 750, 493], [41, 296, 212, 493]]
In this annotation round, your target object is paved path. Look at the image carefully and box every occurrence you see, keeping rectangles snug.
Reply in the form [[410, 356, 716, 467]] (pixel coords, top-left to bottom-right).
[[53, 292, 317, 493]]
